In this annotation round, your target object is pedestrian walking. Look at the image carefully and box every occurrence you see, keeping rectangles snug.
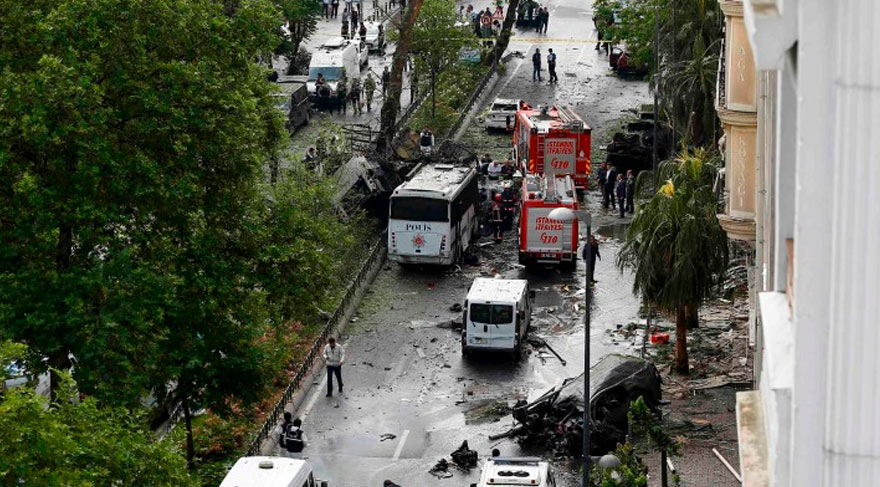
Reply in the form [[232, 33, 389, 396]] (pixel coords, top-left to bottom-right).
[[364, 73, 376, 110], [625, 170, 635, 213], [322, 0, 330, 18], [331, 0, 339, 17], [323, 337, 345, 397], [616, 174, 626, 218], [597, 161, 607, 205], [491, 194, 504, 242], [581, 235, 600, 282], [547, 48, 558, 83], [532, 48, 542, 82], [381, 66, 390, 94]]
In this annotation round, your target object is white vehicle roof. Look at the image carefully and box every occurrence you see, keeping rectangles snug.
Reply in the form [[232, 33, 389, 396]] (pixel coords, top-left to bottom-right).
[[480, 457, 549, 486], [467, 278, 528, 304], [524, 174, 576, 204], [491, 98, 519, 107], [392, 164, 475, 201], [219, 457, 311, 487], [321, 36, 352, 49]]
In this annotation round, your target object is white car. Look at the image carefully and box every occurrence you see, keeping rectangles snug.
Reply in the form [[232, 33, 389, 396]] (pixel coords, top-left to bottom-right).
[[474, 457, 558, 487], [363, 21, 385, 53], [486, 98, 521, 131]]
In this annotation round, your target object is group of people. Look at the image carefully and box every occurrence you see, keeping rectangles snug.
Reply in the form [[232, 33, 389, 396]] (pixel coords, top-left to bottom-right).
[[479, 154, 518, 242], [312, 69, 387, 114], [597, 162, 635, 218], [464, 4, 505, 39], [531, 47, 558, 83]]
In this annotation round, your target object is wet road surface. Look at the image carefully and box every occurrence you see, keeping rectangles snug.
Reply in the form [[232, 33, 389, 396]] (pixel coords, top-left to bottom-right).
[[283, 0, 652, 484]]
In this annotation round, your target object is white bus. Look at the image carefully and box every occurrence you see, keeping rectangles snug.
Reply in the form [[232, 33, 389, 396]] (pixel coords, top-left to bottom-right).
[[388, 164, 480, 265]]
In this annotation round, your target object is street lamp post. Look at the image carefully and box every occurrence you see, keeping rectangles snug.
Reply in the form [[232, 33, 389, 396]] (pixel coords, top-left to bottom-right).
[[547, 207, 591, 487]]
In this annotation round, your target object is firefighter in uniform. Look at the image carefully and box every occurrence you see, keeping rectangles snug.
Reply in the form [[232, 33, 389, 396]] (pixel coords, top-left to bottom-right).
[[491, 194, 504, 242], [501, 183, 516, 232]]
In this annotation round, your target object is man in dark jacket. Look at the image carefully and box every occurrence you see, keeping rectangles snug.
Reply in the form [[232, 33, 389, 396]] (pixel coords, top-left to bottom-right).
[[616, 173, 626, 218], [598, 162, 608, 207], [603, 165, 617, 210], [581, 235, 600, 282], [625, 169, 635, 213], [532, 48, 542, 82]]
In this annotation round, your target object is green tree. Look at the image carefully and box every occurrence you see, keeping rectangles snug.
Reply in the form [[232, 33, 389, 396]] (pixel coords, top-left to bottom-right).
[[491, 0, 522, 64], [410, 0, 478, 118], [616, 149, 728, 373], [0, 342, 197, 487], [0, 0, 282, 398], [274, 0, 322, 74]]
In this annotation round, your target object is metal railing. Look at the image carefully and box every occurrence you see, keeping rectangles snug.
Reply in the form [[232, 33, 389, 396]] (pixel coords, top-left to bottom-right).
[[244, 235, 387, 456]]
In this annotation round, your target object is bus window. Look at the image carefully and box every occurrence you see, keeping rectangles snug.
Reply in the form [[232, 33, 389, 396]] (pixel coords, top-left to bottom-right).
[[390, 197, 449, 222]]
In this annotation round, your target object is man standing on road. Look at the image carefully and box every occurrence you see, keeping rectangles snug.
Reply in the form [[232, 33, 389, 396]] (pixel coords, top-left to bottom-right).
[[364, 73, 376, 110], [547, 48, 558, 84], [582, 235, 600, 283], [598, 162, 608, 207], [350, 78, 362, 114], [322, 0, 330, 18], [532, 48, 542, 82], [603, 164, 617, 210], [616, 173, 626, 218], [323, 337, 345, 397], [491, 194, 504, 242], [625, 169, 635, 214], [381, 66, 391, 95], [540, 7, 549, 34], [331, 0, 339, 18]]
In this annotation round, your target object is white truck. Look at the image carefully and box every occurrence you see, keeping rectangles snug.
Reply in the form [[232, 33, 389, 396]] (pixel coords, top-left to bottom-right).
[[219, 457, 327, 487], [307, 37, 363, 96], [472, 457, 558, 487], [461, 278, 533, 358]]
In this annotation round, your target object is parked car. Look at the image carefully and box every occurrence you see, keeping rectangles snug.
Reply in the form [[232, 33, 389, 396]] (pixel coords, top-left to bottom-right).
[[363, 21, 385, 53], [485, 98, 521, 131]]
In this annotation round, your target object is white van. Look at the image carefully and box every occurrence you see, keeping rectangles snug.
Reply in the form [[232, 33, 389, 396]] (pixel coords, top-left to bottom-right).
[[307, 37, 361, 96], [219, 457, 327, 487], [472, 457, 557, 487], [461, 278, 533, 357]]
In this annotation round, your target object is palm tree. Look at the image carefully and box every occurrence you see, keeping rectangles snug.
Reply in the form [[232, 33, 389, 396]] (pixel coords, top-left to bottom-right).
[[617, 149, 728, 374]]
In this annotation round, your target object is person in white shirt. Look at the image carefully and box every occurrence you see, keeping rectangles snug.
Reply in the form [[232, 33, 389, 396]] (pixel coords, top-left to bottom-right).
[[487, 160, 503, 179], [323, 337, 346, 397]]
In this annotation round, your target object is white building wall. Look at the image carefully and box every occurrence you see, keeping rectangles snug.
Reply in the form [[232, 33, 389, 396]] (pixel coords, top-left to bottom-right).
[[823, 0, 880, 484]]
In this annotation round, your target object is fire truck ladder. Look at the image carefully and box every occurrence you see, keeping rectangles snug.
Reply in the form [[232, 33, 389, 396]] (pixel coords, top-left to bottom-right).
[[536, 137, 545, 173], [557, 106, 585, 131]]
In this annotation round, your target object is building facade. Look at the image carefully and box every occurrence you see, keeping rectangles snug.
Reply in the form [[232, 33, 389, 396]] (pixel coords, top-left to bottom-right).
[[718, 0, 880, 485]]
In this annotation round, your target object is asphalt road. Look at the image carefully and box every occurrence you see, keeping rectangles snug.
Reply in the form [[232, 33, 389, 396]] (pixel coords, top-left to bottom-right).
[[277, 0, 652, 485]]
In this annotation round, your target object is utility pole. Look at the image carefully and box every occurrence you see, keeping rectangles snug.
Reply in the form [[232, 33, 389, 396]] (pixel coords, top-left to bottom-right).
[[652, 3, 659, 190]]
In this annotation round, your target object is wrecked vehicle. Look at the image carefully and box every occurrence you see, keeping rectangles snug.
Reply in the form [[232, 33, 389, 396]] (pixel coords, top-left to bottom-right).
[[502, 354, 661, 456], [388, 163, 480, 265], [472, 457, 557, 487], [461, 278, 535, 358]]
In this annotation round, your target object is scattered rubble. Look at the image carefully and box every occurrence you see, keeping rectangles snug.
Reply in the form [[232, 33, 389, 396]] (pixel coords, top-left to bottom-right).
[[495, 354, 661, 456], [450, 441, 478, 469], [428, 458, 454, 479]]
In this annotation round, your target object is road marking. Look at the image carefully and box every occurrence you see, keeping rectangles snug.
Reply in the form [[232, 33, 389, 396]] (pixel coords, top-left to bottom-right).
[[300, 374, 328, 419], [512, 37, 600, 44], [497, 42, 532, 93], [392, 429, 410, 461]]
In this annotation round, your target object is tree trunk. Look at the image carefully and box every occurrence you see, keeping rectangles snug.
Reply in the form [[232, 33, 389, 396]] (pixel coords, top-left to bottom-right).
[[490, 0, 521, 64], [430, 70, 436, 119], [377, 0, 425, 154], [50, 223, 73, 401], [685, 303, 699, 329], [269, 156, 279, 184], [675, 305, 689, 374], [183, 396, 195, 470]]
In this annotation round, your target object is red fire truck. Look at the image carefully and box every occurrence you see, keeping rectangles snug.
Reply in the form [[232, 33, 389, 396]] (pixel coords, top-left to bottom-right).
[[513, 104, 592, 191], [518, 174, 579, 268]]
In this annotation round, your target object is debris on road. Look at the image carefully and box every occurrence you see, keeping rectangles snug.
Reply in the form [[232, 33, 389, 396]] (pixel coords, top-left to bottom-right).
[[380, 433, 397, 441], [450, 441, 478, 469], [497, 355, 661, 456], [428, 458, 454, 479], [526, 336, 567, 366]]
